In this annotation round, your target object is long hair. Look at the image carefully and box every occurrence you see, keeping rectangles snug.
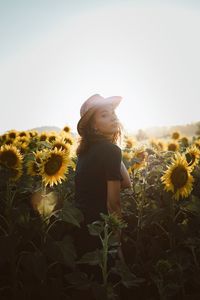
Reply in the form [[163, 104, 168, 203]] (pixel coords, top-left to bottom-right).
[[76, 115, 123, 156]]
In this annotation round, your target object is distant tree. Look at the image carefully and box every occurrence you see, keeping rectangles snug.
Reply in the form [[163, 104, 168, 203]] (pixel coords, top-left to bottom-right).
[[136, 129, 148, 141]]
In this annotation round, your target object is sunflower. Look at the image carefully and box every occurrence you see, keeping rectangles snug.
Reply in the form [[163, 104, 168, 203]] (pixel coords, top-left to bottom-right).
[[150, 139, 165, 152], [171, 131, 180, 140], [26, 151, 44, 176], [185, 145, 200, 168], [124, 137, 136, 149], [179, 136, 189, 148], [0, 137, 3, 146], [1, 134, 7, 144], [167, 142, 179, 152], [0, 144, 23, 181], [18, 131, 29, 138], [5, 139, 14, 145], [194, 139, 200, 150], [128, 147, 147, 172], [40, 148, 70, 187], [122, 151, 132, 161], [161, 153, 194, 200], [62, 135, 73, 145], [157, 141, 166, 151], [28, 130, 39, 138], [8, 167, 23, 181], [62, 125, 71, 133], [48, 133, 57, 143], [7, 129, 18, 140], [14, 136, 29, 145], [0, 144, 23, 169], [13, 136, 30, 150], [39, 132, 48, 141], [0, 133, 7, 144], [13, 136, 29, 154], [52, 139, 71, 153]]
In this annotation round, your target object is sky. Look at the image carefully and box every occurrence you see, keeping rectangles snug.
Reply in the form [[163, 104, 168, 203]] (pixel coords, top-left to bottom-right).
[[0, 0, 200, 135]]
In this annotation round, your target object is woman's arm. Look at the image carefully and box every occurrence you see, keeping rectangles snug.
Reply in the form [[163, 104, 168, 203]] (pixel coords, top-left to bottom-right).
[[120, 161, 132, 189]]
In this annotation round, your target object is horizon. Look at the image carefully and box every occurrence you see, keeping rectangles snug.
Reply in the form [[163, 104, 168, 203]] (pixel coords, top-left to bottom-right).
[[1, 119, 198, 137]]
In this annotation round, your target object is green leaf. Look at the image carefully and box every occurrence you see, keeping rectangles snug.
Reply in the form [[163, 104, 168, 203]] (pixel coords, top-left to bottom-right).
[[60, 200, 84, 227], [111, 259, 145, 288], [134, 183, 143, 194], [20, 252, 47, 282], [182, 195, 200, 216], [32, 252, 47, 282], [38, 141, 52, 149], [87, 221, 104, 236], [77, 249, 103, 266], [65, 271, 91, 289], [56, 235, 77, 269], [108, 234, 119, 248], [45, 237, 64, 263], [0, 235, 15, 263]]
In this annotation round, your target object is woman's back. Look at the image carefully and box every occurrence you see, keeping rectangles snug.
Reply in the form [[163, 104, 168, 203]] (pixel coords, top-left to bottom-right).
[[74, 139, 122, 224]]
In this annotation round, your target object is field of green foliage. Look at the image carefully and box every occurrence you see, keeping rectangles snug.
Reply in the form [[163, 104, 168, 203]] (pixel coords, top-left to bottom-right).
[[0, 127, 200, 300]]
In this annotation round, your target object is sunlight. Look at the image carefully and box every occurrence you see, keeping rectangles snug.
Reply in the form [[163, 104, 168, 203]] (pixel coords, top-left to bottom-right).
[[0, 2, 200, 134]]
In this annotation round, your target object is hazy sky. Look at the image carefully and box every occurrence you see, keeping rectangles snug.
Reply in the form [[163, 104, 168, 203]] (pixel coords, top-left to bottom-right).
[[1, 0, 200, 135]]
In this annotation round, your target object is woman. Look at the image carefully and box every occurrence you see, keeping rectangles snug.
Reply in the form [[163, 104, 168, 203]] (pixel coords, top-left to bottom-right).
[[74, 94, 131, 278]]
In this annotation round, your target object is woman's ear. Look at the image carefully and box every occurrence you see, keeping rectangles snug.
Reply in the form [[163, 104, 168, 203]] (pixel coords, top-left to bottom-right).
[[91, 118, 98, 132]]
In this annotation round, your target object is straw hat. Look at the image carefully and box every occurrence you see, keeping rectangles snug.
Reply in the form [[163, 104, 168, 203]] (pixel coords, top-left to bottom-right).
[[77, 94, 122, 136]]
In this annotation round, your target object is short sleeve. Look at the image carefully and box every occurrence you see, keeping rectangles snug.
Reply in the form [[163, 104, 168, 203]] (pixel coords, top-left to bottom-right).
[[102, 143, 123, 181]]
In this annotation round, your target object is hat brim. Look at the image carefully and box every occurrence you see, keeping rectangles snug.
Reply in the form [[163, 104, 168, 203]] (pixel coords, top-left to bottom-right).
[[77, 96, 122, 136]]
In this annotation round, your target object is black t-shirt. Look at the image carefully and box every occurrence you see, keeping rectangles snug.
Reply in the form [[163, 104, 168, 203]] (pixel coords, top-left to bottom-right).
[[74, 140, 122, 224]]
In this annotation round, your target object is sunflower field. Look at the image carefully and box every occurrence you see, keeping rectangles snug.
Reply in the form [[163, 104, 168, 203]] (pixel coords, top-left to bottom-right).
[[0, 127, 200, 300]]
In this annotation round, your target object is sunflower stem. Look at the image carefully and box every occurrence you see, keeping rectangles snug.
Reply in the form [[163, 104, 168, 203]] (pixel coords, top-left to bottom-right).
[[169, 197, 175, 250], [0, 213, 9, 230], [153, 221, 169, 239], [0, 224, 7, 235], [135, 158, 148, 264], [101, 223, 109, 286], [190, 246, 199, 269]]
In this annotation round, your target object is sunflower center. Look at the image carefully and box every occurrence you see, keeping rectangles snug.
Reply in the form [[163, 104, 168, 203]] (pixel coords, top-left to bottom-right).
[[171, 166, 188, 189], [185, 153, 195, 166], [63, 126, 70, 132], [49, 136, 56, 143], [168, 143, 177, 151], [9, 132, 16, 139], [64, 138, 72, 145], [5, 140, 13, 145], [19, 132, 26, 137], [40, 135, 47, 141], [44, 154, 62, 176], [0, 150, 18, 167]]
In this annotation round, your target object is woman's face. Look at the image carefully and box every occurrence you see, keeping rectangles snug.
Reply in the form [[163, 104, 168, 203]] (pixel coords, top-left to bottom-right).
[[92, 105, 120, 135]]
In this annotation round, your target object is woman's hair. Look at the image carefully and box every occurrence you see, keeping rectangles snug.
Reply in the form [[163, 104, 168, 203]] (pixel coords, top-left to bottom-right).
[[76, 114, 123, 156]]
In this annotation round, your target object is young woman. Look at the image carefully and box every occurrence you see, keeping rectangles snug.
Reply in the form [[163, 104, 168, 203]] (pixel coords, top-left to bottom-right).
[[74, 94, 131, 278]]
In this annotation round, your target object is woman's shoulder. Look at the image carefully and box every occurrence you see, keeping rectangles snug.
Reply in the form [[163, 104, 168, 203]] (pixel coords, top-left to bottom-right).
[[96, 140, 121, 155]]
